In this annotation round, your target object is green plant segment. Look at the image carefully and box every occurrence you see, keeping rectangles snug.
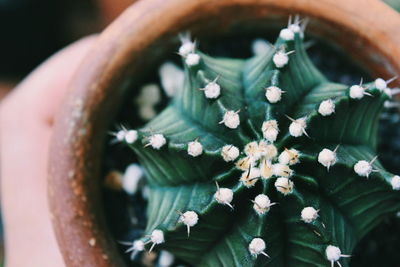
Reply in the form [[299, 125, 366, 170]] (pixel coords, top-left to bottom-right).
[[384, 0, 400, 12], [116, 19, 400, 267]]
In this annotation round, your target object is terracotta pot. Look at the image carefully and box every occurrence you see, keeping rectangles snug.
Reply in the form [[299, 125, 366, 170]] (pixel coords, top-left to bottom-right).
[[48, 0, 400, 266], [96, 0, 138, 26]]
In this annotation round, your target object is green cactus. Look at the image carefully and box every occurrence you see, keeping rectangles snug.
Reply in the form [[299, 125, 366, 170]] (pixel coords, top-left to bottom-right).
[[116, 19, 400, 267], [384, 0, 400, 12]]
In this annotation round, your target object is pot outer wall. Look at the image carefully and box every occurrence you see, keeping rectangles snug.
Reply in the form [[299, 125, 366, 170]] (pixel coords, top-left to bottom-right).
[[48, 0, 400, 266]]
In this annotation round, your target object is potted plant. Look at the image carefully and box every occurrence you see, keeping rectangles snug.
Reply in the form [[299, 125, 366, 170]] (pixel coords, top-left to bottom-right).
[[48, 0, 400, 266]]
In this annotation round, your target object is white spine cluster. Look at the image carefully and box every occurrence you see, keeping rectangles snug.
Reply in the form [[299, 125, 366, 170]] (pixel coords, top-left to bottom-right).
[[375, 77, 398, 97], [262, 120, 279, 142], [202, 79, 221, 99], [178, 38, 195, 57], [253, 194, 275, 215], [349, 79, 372, 100], [215, 187, 234, 209], [132, 240, 145, 251], [260, 159, 273, 179], [301, 207, 319, 223], [325, 245, 350, 267], [248, 238, 269, 257], [220, 110, 240, 129], [374, 78, 387, 91], [185, 53, 201, 66], [187, 140, 203, 157], [288, 116, 308, 137], [221, 145, 240, 162], [272, 164, 293, 177], [318, 99, 335, 116], [318, 148, 337, 170], [354, 160, 373, 177], [278, 148, 300, 165], [179, 211, 199, 236], [274, 177, 294, 195], [126, 239, 145, 259], [124, 130, 138, 144], [265, 86, 284, 103], [279, 28, 295, 41], [273, 51, 291, 68], [261, 143, 278, 160], [178, 34, 200, 67], [149, 229, 165, 252], [289, 23, 301, 33], [288, 15, 303, 35], [235, 156, 254, 171], [349, 85, 365, 99], [147, 134, 167, 149], [116, 130, 127, 142], [391, 175, 400, 190], [244, 141, 262, 160], [240, 167, 261, 187]]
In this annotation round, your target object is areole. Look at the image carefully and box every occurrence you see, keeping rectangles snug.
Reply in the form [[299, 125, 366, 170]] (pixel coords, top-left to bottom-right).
[[48, 0, 400, 266]]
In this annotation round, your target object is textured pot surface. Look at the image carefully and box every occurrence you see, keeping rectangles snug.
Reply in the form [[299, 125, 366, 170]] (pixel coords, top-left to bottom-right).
[[48, 0, 400, 266]]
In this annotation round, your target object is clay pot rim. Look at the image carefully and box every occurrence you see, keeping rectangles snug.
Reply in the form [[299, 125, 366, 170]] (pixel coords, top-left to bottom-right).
[[48, 0, 400, 266]]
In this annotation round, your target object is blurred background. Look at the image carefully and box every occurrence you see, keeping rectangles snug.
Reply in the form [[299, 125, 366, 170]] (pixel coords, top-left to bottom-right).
[[0, 0, 136, 100]]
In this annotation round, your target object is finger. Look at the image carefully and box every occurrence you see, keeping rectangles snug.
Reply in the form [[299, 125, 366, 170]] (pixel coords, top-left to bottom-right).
[[0, 35, 97, 267], [1, 35, 97, 127]]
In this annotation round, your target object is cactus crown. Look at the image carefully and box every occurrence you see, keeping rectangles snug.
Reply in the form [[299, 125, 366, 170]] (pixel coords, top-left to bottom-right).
[[116, 18, 400, 267]]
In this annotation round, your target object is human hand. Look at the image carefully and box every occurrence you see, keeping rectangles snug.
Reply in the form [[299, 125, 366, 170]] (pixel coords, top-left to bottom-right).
[[0, 36, 96, 267]]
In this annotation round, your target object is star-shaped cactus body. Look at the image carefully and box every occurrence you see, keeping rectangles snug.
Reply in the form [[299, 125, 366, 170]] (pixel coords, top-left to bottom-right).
[[122, 24, 400, 267]]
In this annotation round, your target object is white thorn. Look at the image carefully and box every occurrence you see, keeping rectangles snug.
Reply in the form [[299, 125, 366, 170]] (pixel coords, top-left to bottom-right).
[[318, 99, 335, 116], [354, 160, 373, 177], [146, 134, 167, 149], [391, 175, 400, 190], [124, 130, 138, 144], [149, 229, 165, 252], [301, 207, 319, 223], [178, 33, 196, 57], [274, 177, 294, 195], [273, 50, 290, 68], [265, 86, 284, 103], [185, 53, 201, 66], [386, 76, 397, 84], [249, 238, 269, 257], [179, 211, 199, 237], [202, 80, 221, 99], [214, 186, 234, 209], [221, 145, 240, 162], [252, 194, 275, 215], [349, 84, 367, 99], [318, 148, 337, 170], [187, 140, 203, 157], [288, 116, 308, 137], [279, 28, 295, 41], [240, 167, 261, 188], [262, 120, 279, 142], [278, 148, 300, 165], [220, 110, 240, 129], [272, 163, 293, 177]]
